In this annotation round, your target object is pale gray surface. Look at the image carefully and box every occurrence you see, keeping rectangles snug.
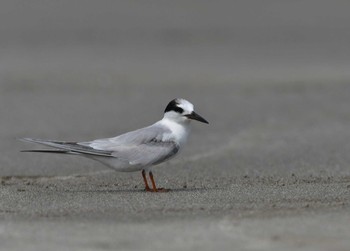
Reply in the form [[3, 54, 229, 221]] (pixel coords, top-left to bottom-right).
[[1, 1, 350, 251]]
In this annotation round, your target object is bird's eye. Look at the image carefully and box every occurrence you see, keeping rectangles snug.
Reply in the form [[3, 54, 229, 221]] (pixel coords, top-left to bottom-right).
[[173, 107, 184, 113]]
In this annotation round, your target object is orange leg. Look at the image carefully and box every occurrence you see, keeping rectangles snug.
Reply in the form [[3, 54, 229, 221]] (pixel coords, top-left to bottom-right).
[[149, 171, 170, 192], [142, 169, 152, 192], [149, 171, 158, 192]]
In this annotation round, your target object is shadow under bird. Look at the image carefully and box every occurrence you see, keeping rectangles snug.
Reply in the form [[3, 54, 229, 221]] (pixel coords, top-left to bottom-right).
[[20, 98, 209, 192]]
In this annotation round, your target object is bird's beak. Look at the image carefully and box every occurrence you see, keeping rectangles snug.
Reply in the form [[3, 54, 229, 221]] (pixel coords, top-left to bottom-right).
[[185, 112, 209, 124]]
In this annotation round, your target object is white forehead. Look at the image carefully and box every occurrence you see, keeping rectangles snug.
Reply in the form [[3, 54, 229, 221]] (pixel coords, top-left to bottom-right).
[[176, 98, 194, 112]]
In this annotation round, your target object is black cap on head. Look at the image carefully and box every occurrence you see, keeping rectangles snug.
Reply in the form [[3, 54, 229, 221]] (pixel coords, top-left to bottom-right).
[[164, 99, 184, 114]]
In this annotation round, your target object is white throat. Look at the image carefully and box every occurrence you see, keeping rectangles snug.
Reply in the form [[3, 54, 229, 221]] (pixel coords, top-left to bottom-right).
[[159, 117, 191, 147]]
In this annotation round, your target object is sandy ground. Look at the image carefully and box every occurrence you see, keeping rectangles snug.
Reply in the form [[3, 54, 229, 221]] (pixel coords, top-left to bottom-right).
[[1, 1, 350, 250]]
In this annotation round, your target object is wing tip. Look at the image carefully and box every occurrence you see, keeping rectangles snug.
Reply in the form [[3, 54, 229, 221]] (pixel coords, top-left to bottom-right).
[[20, 149, 70, 154], [18, 137, 37, 143]]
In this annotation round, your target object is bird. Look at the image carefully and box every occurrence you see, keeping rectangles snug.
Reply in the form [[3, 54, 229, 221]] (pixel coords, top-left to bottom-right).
[[20, 98, 209, 192]]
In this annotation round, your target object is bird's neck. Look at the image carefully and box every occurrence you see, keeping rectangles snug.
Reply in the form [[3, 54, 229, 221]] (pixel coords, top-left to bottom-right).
[[160, 118, 191, 146]]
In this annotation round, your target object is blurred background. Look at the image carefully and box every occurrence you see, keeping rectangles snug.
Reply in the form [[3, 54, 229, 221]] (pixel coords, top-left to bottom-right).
[[1, 0, 350, 177]]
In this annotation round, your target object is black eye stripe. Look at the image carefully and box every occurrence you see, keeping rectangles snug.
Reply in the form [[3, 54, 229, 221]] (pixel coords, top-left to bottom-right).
[[173, 107, 184, 113], [164, 99, 184, 114]]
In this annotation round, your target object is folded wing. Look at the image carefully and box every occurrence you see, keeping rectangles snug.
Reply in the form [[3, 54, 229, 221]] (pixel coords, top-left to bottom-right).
[[111, 141, 179, 166]]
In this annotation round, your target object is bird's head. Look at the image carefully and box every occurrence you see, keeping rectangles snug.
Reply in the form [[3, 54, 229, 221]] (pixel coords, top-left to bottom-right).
[[163, 98, 209, 124]]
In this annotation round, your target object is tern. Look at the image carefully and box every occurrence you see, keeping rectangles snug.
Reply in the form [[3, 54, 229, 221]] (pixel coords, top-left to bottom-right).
[[21, 98, 209, 192]]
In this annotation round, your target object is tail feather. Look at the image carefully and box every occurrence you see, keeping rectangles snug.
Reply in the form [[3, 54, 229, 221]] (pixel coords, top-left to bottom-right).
[[19, 137, 113, 157], [19, 138, 75, 154], [21, 149, 70, 154], [19, 137, 77, 150], [19, 137, 75, 145]]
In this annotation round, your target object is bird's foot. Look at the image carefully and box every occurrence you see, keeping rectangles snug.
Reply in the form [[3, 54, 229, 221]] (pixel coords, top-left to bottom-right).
[[144, 187, 170, 192], [156, 187, 171, 192]]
